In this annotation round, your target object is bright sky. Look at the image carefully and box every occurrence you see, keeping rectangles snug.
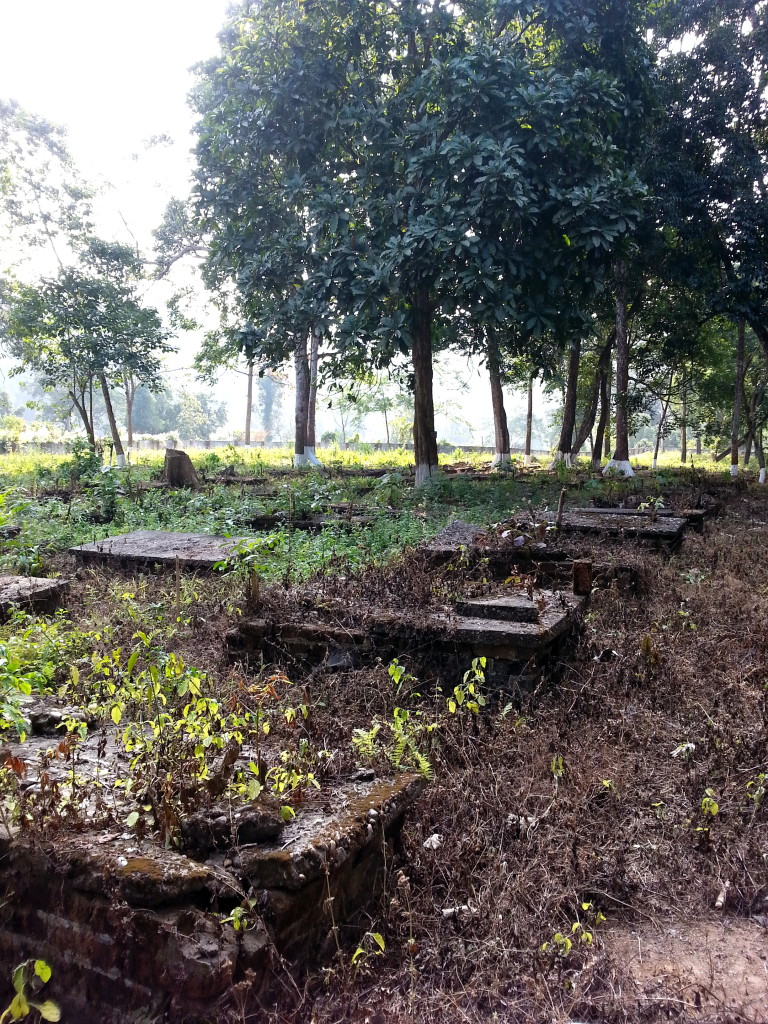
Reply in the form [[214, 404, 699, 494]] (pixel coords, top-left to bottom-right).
[[0, 0, 234, 248]]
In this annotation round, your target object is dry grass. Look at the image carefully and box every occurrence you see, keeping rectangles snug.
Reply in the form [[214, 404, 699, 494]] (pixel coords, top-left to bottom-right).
[[45, 476, 768, 1022]]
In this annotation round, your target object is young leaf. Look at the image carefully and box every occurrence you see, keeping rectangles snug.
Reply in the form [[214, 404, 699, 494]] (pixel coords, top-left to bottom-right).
[[10, 992, 29, 1018], [34, 1000, 61, 1022], [34, 961, 52, 983]]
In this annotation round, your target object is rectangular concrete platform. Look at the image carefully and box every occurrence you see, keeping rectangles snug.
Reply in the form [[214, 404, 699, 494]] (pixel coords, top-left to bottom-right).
[[70, 530, 251, 570], [0, 575, 68, 619], [455, 594, 539, 623], [539, 509, 687, 545], [227, 589, 584, 667]]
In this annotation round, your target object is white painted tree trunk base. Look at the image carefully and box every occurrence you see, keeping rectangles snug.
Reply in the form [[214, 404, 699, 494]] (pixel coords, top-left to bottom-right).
[[651, 458, 657, 470], [415, 462, 439, 486], [116, 454, 126, 469], [549, 451, 572, 470], [603, 458, 634, 477], [492, 452, 512, 469], [760, 468, 766, 485], [294, 453, 309, 468], [524, 454, 532, 467], [730, 463, 739, 477], [304, 446, 322, 467]]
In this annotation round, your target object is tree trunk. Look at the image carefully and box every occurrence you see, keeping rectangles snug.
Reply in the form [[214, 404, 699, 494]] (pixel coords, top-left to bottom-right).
[[124, 373, 135, 449], [411, 290, 438, 485], [743, 429, 753, 466], [99, 372, 126, 468], [551, 338, 581, 467], [487, 336, 510, 468], [384, 408, 390, 446], [652, 397, 670, 470], [592, 357, 609, 471], [293, 330, 310, 468], [574, 333, 613, 457], [604, 260, 633, 476], [245, 359, 254, 445], [603, 358, 612, 458], [163, 448, 200, 489], [742, 391, 758, 466], [757, 426, 766, 484], [680, 369, 687, 464], [70, 388, 96, 450], [731, 319, 745, 477], [524, 374, 533, 466], [304, 325, 322, 466]]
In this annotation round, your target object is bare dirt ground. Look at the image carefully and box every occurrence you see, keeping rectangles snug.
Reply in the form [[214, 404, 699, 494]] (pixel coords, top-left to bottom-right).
[[609, 918, 768, 1022]]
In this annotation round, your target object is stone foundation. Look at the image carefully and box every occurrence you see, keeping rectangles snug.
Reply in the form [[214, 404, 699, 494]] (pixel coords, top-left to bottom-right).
[[70, 530, 251, 571], [0, 774, 424, 1023], [0, 575, 68, 619]]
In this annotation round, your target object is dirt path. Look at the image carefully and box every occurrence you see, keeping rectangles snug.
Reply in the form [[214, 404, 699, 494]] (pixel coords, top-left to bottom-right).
[[609, 917, 768, 1021]]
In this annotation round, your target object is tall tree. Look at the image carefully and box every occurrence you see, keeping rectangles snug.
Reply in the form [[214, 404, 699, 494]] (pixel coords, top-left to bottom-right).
[[191, 0, 647, 484], [650, 0, 768, 367]]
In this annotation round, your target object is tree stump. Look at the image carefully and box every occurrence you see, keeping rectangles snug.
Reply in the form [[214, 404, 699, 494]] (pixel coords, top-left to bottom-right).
[[163, 449, 200, 489]]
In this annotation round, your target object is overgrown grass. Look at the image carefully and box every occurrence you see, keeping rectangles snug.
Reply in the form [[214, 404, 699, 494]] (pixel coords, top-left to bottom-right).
[[1, 459, 768, 1021]]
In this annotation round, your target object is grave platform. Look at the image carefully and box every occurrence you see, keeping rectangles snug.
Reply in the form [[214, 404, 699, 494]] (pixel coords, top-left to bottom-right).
[[537, 508, 687, 546], [70, 530, 251, 570], [0, 575, 68, 619], [226, 588, 584, 672], [423, 520, 642, 591], [0, 764, 424, 1023]]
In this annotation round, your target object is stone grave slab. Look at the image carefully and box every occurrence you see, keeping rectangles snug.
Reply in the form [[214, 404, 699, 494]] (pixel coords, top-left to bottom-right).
[[70, 530, 251, 570], [538, 508, 687, 546], [440, 590, 583, 660], [0, 762, 424, 1023], [227, 588, 584, 669], [577, 504, 708, 532], [455, 593, 539, 622], [0, 575, 67, 619]]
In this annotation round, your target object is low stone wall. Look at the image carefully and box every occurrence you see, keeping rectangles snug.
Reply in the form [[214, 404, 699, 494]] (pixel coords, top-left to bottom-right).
[[0, 774, 425, 1023]]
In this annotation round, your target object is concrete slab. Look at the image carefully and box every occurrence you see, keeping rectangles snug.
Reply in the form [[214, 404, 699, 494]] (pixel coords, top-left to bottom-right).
[[539, 508, 687, 545], [440, 591, 583, 654], [0, 575, 67, 618], [574, 505, 708, 531], [227, 589, 583, 667], [455, 594, 539, 623], [70, 530, 251, 570]]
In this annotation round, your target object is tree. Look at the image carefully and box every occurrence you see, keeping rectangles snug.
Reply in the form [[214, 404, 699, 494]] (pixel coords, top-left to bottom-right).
[[176, 389, 227, 442], [650, 0, 768, 367], [191, 0, 646, 485], [2, 238, 173, 461], [0, 99, 91, 267]]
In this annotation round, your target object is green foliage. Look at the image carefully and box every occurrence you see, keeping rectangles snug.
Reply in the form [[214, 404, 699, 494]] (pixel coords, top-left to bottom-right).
[[0, 959, 59, 1023], [445, 657, 487, 715], [3, 237, 173, 450]]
